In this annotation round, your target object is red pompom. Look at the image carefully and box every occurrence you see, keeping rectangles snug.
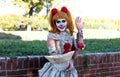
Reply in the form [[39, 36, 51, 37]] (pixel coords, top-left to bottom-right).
[[77, 41, 84, 50], [61, 6, 68, 13], [64, 43, 71, 50], [63, 43, 71, 54], [64, 49, 69, 54], [51, 8, 58, 15]]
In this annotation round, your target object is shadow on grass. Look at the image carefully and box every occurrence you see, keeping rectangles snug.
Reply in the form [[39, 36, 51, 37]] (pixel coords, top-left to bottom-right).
[[0, 32, 21, 40]]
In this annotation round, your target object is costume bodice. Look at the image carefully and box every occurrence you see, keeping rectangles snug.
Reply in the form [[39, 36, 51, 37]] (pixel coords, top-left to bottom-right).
[[47, 31, 74, 54]]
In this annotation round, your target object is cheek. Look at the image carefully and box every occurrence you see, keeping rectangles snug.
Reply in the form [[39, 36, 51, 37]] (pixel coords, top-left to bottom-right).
[[55, 23, 60, 27], [64, 22, 67, 26]]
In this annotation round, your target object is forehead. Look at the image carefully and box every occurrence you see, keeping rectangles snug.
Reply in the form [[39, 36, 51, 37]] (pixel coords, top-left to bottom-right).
[[56, 18, 66, 21]]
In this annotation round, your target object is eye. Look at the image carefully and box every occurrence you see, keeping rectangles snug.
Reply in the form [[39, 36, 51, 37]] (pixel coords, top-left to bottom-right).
[[56, 20, 60, 23], [62, 20, 66, 23]]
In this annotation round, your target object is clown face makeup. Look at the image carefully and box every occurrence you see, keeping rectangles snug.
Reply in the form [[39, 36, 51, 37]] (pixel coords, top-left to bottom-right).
[[55, 18, 67, 31]]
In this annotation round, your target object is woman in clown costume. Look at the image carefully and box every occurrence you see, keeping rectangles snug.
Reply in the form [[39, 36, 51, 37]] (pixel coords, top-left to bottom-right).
[[38, 6, 85, 77]]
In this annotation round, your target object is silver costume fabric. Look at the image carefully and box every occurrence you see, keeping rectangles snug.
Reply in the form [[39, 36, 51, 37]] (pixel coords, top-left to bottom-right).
[[38, 31, 78, 77]]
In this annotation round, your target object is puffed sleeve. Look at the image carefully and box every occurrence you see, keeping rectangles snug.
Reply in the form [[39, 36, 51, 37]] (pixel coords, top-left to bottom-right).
[[47, 32, 59, 54]]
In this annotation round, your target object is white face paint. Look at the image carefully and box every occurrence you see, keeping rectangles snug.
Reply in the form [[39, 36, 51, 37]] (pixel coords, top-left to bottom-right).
[[55, 18, 67, 31]]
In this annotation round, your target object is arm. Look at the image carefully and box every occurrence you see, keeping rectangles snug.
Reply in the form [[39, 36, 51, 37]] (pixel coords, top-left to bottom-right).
[[47, 38, 57, 55], [72, 17, 85, 60], [75, 17, 85, 50]]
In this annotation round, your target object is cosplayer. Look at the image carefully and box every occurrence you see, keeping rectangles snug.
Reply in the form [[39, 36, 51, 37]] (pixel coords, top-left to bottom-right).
[[38, 6, 85, 77]]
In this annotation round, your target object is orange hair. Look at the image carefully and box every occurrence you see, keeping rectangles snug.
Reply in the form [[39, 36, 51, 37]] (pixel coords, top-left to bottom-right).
[[48, 7, 74, 35]]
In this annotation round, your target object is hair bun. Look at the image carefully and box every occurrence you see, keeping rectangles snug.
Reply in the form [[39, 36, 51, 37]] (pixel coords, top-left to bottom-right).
[[61, 6, 68, 13]]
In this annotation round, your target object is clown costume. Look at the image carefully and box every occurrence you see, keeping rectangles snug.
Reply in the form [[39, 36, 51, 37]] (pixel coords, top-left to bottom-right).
[[38, 6, 85, 77]]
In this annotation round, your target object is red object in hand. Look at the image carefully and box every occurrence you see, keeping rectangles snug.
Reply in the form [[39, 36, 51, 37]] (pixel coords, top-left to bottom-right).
[[77, 41, 84, 50], [63, 43, 71, 54]]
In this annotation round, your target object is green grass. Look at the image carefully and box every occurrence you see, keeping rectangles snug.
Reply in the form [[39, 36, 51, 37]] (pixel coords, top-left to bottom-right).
[[0, 38, 120, 57]]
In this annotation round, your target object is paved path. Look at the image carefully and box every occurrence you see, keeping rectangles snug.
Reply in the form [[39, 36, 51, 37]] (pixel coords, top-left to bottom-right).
[[83, 29, 120, 39], [1, 29, 120, 40]]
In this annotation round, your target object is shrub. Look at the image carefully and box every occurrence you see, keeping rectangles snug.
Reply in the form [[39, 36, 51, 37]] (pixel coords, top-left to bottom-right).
[[0, 40, 49, 58], [0, 14, 49, 31], [83, 18, 119, 30], [0, 38, 120, 57]]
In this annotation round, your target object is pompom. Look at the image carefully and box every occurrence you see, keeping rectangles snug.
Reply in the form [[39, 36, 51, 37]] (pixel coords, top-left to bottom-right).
[[51, 8, 58, 15], [64, 49, 69, 54], [64, 43, 71, 54], [61, 6, 68, 13], [64, 43, 71, 50]]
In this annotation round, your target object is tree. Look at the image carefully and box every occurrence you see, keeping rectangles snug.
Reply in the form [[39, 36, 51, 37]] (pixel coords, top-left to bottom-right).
[[13, 0, 54, 31]]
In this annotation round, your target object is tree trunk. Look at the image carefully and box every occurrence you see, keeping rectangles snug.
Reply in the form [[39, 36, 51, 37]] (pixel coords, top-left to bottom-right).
[[27, 6, 34, 31], [27, 16, 32, 31]]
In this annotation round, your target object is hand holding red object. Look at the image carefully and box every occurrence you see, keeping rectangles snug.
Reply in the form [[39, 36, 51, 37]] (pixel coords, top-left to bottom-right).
[[77, 41, 85, 50]]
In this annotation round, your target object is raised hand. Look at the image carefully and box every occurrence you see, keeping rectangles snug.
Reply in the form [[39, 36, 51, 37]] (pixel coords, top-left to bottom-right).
[[75, 17, 85, 50], [75, 17, 84, 31]]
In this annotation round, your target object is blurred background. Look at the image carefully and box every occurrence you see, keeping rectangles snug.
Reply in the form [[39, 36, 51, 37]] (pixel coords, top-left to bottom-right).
[[0, 0, 120, 31], [0, 0, 120, 57]]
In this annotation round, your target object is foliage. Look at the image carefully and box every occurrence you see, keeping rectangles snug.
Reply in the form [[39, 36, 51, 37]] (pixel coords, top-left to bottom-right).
[[0, 14, 49, 31], [13, 0, 54, 16], [32, 15, 49, 30], [0, 14, 21, 31], [80, 38, 120, 54], [0, 40, 49, 58], [0, 32, 21, 40], [0, 38, 120, 57], [0, 14, 120, 31], [83, 18, 120, 30], [12, 0, 54, 31]]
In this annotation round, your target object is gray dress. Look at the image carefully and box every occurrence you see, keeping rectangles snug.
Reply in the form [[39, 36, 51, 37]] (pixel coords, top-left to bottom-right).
[[38, 31, 78, 77]]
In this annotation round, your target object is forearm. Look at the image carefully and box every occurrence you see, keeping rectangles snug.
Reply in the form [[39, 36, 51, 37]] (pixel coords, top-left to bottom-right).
[[76, 30, 84, 50], [47, 38, 57, 55], [72, 49, 79, 60], [48, 46, 57, 54], [77, 30, 83, 42]]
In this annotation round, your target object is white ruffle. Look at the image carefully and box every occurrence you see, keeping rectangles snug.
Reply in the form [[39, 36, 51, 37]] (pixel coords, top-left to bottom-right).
[[38, 60, 78, 77]]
